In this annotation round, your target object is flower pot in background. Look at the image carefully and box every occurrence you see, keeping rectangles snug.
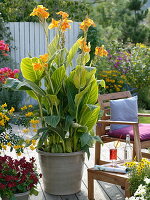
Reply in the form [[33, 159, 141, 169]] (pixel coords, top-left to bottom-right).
[[37, 150, 85, 195], [2, 191, 30, 200]]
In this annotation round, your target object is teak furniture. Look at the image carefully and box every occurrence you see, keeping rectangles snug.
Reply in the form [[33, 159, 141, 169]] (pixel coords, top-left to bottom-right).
[[88, 91, 150, 200]]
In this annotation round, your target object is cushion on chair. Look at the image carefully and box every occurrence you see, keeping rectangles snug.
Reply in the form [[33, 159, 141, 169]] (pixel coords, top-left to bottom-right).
[[108, 123, 150, 141], [110, 96, 138, 130]]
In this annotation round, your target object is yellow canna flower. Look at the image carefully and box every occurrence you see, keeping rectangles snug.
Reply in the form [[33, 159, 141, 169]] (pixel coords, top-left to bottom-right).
[[60, 18, 73, 31], [56, 11, 69, 19], [78, 38, 90, 53], [80, 17, 96, 32], [1, 103, 7, 108], [30, 5, 49, 19], [95, 46, 108, 57], [32, 63, 43, 71], [0, 119, 5, 126], [48, 18, 60, 29], [40, 53, 49, 62]]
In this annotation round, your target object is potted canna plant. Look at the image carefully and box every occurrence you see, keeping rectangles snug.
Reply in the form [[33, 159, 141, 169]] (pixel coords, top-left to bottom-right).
[[4, 5, 107, 195]]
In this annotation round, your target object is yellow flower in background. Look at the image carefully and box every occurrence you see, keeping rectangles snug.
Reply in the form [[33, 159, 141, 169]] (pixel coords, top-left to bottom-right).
[[26, 139, 31, 144], [40, 53, 48, 62], [30, 119, 40, 124], [80, 17, 96, 32], [22, 128, 29, 133], [30, 145, 36, 150], [21, 105, 27, 110], [32, 140, 36, 145], [28, 105, 33, 108], [48, 18, 60, 29], [33, 129, 37, 132], [56, 11, 69, 19], [25, 112, 33, 117], [14, 145, 20, 150], [32, 63, 43, 71], [7, 142, 12, 146], [9, 107, 15, 114], [30, 5, 49, 19], [1, 103, 7, 108], [17, 152, 22, 156], [1, 144, 7, 150], [95, 46, 108, 57], [0, 119, 5, 126]]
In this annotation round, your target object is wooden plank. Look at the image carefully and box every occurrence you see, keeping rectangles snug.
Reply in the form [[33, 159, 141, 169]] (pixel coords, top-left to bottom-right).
[[39, 23, 45, 55], [19, 22, 25, 61], [24, 22, 30, 57], [14, 22, 20, 64], [34, 22, 40, 57], [29, 22, 35, 57]]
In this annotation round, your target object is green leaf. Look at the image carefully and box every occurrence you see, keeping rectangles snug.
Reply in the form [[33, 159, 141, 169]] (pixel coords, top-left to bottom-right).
[[21, 57, 43, 82], [48, 34, 60, 59], [51, 65, 66, 94], [77, 53, 90, 65], [44, 115, 60, 128], [4, 78, 31, 91], [30, 188, 39, 196], [80, 133, 92, 147], [79, 104, 100, 131], [75, 85, 90, 108], [82, 79, 99, 105], [24, 79, 46, 96], [66, 80, 77, 117], [97, 79, 105, 88], [73, 66, 86, 89], [66, 38, 80, 67], [47, 94, 60, 106], [64, 115, 73, 131], [37, 130, 49, 148]]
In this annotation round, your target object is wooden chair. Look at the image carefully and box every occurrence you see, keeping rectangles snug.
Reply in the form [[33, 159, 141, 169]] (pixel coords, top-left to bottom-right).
[[87, 91, 150, 200], [96, 91, 150, 164]]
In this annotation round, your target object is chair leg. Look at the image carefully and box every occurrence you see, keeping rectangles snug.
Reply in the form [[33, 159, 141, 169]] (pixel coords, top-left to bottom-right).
[[125, 181, 131, 198], [133, 124, 142, 161], [88, 170, 94, 200]]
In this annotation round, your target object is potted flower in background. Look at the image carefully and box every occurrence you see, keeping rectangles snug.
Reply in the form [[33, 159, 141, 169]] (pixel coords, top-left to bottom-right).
[[0, 155, 41, 200], [4, 5, 107, 195], [125, 158, 150, 199]]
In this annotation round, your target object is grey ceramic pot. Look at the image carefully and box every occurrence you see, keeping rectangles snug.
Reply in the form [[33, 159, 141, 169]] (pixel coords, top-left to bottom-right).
[[2, 191, 29, 200], [37, 150, 85, 195]]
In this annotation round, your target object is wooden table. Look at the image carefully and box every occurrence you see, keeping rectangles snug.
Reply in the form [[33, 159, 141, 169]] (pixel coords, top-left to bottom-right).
[[88, 168, 130, 200]]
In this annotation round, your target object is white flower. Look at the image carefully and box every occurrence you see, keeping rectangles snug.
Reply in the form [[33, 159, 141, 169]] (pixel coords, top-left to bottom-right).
[[144, 177, 150, 184], [134, 184, 146, 196]]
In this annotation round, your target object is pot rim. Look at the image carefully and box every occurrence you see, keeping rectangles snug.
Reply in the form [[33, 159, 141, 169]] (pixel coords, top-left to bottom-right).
[[14, 191, 30, 197], [36, 149, 84, 157]]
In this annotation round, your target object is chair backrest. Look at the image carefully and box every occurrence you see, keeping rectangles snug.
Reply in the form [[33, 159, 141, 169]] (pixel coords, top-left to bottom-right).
[[98, 91, 132, 120]]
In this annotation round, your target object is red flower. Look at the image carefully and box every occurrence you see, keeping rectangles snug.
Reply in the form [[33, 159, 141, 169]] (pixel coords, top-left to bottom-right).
[[0, 183, 6, 189]]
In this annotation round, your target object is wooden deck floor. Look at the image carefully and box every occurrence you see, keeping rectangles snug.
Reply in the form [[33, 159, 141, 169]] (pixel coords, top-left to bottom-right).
[[2, 125, 126, 200]]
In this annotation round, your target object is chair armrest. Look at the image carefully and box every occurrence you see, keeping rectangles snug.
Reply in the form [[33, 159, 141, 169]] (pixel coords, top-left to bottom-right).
[[97, 119, 138, 125], [138, 113, 150, 117]]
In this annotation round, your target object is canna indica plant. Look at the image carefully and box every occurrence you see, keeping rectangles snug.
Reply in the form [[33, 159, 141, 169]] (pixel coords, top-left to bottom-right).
[[5, 5, 107, 156]]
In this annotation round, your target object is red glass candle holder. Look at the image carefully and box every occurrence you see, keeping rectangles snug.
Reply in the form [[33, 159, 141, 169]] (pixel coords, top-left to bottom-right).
[[110, 148, 117, 160]]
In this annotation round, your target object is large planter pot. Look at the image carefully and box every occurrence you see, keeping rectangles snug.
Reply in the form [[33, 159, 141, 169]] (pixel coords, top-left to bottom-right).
[[37, 150, 85, 195], [2, 191, 29, 200]]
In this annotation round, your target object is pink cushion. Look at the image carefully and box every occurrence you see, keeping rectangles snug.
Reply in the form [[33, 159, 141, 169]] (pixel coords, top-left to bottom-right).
[[108, 123, 150, 141]]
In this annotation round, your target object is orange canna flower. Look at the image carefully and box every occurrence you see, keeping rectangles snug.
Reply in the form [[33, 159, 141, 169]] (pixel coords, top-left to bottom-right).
[[32, 63, 43, 71], [78, 38, 90, 53], [60, 18, 73, 31], [48, 18, 60, 29], [40, 53, 49, 62], [56, 11, 69, 19], [30, 5, 49, 19], [80, 17, 96, 32], [95, 46, 108, 57]]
